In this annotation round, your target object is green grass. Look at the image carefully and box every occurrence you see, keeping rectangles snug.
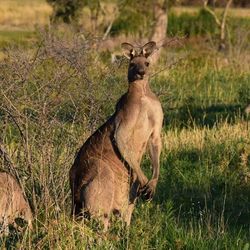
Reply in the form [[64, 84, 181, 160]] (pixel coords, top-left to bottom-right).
[[0, 30, 37, 48], [110, 7, 250, 38], [154, 54, 250, 128], [167, 9, 217, 37], [1, 122, 249, 249]]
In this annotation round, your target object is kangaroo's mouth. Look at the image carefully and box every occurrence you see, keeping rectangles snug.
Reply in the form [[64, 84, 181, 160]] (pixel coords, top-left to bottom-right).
[[135, 74, 144, 79]]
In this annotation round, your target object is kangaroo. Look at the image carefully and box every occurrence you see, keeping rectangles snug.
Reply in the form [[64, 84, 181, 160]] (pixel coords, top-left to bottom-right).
[[69, 41, 163, 230], [0, 172, 33, 232]]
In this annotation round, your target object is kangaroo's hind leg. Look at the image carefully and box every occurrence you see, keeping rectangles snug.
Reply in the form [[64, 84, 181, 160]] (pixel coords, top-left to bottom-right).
[[123, 179, 140, 226], [70, 165, 84, 218], [82, 160, 115, 231]]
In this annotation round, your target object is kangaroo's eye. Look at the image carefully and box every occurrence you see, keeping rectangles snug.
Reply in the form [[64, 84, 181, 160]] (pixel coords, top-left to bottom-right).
[[145, 62, 150, 67]]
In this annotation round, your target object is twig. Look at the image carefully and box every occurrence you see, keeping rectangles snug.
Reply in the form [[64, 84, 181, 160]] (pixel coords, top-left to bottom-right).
[[102, 20, 114, 40], [0, 141, 24, 189], [203, 0, 221, 26], [1, 106, 25, 141], [220, 0, 233, 43], [150, 56, 187, 78], [203, 0, 233, 50]]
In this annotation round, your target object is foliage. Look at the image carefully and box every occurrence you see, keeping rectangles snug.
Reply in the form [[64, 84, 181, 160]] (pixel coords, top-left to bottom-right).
[[110, 0, 155, 37], [46, 0, 85, 24]]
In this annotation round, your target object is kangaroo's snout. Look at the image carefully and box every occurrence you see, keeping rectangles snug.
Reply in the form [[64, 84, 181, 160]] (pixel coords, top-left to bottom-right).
[[127, 57, 149, 82], [135, 66, 146, 80], [138, 67, 145, 76]]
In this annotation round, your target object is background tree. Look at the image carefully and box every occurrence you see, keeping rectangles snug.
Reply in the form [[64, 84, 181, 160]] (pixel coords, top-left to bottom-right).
[[203, 0, 233, 50], [110, 0, 155, 37], [46, 0, 85, 25], [150, 0, 169, 64], [110, 0, 171, 64]]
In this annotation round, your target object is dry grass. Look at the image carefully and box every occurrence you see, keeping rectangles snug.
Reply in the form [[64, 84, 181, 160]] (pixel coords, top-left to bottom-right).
[[0, 0, 52, 30], [163, 122, 249, 152]]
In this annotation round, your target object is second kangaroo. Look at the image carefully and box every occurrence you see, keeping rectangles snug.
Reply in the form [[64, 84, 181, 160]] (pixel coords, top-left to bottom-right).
[[69, 41, 163, 230]]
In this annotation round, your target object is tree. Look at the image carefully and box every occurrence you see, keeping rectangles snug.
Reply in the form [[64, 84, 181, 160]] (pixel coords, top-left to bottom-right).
[[150, 0, 168, 64], [110, 0, 170, 64], [203, 0, 233, 51], [46, 0, 85, 25]]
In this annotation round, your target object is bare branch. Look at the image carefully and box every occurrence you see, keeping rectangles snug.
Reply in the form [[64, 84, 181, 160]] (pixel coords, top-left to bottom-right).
[[203, 0, 221, 26], [102, 20, 114, 41], [220, 0, 233, 42]]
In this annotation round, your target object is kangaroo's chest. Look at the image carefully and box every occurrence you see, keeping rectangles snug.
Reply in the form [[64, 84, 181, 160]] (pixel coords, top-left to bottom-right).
[[139, 95, 162, 122], [133, 96, 162, 136]]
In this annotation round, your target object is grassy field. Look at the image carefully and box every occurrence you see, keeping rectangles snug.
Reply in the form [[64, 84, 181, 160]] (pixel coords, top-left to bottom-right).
[[1, 0, 250, 30], [0, 0, 51, 29], [0, 1, 250, 249], [0, 0, 249, 47]]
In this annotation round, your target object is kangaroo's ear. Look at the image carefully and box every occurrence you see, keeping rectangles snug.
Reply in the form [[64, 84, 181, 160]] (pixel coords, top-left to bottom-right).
[[121, 42, 136, 59], [142, 41, 157, 58]]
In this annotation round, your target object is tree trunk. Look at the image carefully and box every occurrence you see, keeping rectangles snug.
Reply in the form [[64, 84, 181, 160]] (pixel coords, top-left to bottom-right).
[[150, 2, 168, 65], [219, 0, 232, 51]]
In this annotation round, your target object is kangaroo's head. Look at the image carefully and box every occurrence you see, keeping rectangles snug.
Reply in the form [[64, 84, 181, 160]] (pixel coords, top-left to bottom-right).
[[121, 41, 157, 83]]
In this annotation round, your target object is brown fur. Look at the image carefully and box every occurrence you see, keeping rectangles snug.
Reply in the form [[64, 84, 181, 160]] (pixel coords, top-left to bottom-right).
[[0, 172, 33, 230], [69, 41, 163, 230]]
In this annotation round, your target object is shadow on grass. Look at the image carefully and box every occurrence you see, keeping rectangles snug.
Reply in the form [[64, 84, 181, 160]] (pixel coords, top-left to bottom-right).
[[0, 220, 30, 250], [164, 102, 247, 128]]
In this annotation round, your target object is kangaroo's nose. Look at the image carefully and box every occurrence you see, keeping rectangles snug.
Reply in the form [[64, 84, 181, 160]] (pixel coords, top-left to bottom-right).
[[138, 68, 145, 75]]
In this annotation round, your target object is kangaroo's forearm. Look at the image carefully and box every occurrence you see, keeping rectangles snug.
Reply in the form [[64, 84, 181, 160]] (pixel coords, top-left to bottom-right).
[[148, 137, 162, 182]]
